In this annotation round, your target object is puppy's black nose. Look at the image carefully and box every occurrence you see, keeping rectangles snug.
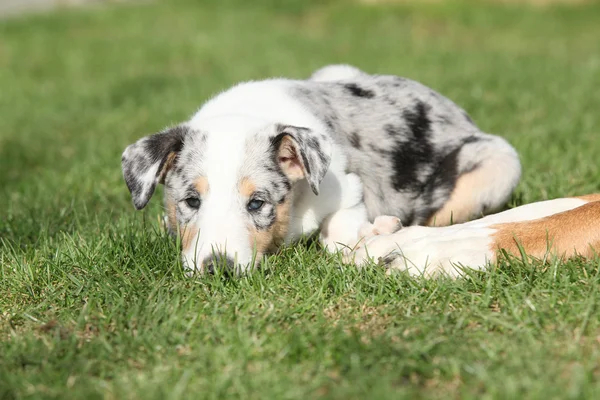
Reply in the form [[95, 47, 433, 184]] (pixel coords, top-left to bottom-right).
[[202, 254, 235, 275]]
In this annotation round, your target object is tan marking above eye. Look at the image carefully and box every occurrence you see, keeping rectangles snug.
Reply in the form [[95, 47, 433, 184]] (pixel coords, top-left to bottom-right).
[[239, 177, 257, 197], [194, 176, 209, 196]]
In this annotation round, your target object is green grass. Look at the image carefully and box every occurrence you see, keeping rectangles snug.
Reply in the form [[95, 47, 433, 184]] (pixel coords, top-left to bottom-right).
[[2, 0, 600, 398]]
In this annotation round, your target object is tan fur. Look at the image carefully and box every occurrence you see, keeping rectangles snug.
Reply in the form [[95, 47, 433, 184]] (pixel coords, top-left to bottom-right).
[[278, 136, 305, 181], [158, 152, 178, 184], [166, 198, 177, 232], [576, 193, 600, 202], [181, 225, 200, 252], [426, 167, 491, 226], [248, 197, 291, 256], [491, 200, 600, 261], [194, 176, 209, 196], [164, 177, 207, 252], [239, 177, 256, 197], [165, 198, 199, 251]]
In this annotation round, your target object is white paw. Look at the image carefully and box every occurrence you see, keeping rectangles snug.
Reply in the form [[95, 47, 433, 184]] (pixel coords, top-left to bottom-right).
[[373, 215, 403, 235], [345, 225, 494, 278], [358, 215, 403, 241]]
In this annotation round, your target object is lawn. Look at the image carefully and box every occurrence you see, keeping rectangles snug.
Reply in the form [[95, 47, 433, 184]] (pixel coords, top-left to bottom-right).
[[1, 0, 600, 398]]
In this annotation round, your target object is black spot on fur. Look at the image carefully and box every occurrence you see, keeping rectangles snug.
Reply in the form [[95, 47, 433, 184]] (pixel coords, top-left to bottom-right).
[[431, 147, 461, 191], [344, 83, 375, 98], [349, 131, 361, 149], [389, 101, 434, 192], [414, 147, 463, 223], [403, 101, 431, 140], [463, 135, 481, 144], [384, 124, 399, 137], [402, 211, 415, 227], [389, 139, 433, 192], [144, 126, 186, 167]]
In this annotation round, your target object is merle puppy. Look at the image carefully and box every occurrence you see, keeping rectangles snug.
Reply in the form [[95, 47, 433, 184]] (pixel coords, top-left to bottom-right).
[[122, 64, 521, 273]]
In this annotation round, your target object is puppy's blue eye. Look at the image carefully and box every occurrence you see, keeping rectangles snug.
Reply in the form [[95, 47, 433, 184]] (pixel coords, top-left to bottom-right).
[[185, 197, 201, 209], [247, 199, 264, 212]]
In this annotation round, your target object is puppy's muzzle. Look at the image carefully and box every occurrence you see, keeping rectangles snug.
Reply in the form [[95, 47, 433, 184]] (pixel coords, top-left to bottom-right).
[[202, 253, 235, 275]]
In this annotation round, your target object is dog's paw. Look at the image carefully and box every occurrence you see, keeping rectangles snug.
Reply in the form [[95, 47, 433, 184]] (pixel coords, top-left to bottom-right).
[[343, 228, 405, 267], [357, 216, 403, 246], [344, 228, 440, 275], [346, 224, 494, 277], [373, 216, 403, 235]]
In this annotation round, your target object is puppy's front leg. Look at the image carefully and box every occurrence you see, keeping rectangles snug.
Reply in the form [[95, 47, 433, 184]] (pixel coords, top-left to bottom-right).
[[320, 204, 402, 253], [319, 203, 369, 253]]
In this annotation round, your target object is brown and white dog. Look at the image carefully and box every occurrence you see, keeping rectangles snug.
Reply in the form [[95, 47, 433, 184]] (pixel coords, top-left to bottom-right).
[[350, 194, 600, 277]]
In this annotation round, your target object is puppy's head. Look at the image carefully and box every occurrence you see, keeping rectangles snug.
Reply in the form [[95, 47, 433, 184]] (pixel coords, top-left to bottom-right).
[[122, 116, 332, 274]]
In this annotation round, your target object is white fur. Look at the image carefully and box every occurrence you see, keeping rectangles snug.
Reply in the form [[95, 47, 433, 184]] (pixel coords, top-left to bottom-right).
[[309, 64, 365, 82], [349, 197, 588, 277], [182, 82, 365, 272], [169, 72, 523, 274], [123, 65, 524, 275]]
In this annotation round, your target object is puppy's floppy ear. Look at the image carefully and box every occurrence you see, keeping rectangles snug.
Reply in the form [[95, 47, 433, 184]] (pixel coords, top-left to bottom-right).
[[121, 125, 189, 210], [272, 124, 332, 195]]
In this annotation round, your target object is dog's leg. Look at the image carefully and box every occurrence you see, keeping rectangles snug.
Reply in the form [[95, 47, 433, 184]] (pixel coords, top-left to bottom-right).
[[427, 135, 521, 226], [358, 215, 403, 239], [320, 205, 402, 253], [489, 198, 600, 260], [348, 196, 600, 277], [319, 203, 369, 253]]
